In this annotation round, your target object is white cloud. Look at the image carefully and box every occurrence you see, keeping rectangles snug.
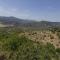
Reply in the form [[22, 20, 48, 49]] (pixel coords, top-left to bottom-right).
[[0, 6, 31, 19]]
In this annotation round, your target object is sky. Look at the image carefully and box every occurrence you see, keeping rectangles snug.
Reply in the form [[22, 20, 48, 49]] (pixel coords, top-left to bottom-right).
[[0, 0, 60, 22]]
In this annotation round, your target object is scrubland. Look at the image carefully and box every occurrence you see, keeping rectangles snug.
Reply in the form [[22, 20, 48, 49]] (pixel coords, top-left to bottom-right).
[[0, 27, 60, 60]]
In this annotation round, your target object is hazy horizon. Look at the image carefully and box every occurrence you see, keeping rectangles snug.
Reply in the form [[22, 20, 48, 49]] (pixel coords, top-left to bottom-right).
[[0, 0, 60, 22]]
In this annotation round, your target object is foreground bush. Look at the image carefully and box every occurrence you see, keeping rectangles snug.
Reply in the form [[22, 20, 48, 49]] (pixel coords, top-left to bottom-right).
[[0, 28, 60, 60]]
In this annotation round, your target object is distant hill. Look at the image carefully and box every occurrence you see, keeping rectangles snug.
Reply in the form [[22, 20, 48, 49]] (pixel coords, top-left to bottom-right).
[[0, 16, 60, 28]]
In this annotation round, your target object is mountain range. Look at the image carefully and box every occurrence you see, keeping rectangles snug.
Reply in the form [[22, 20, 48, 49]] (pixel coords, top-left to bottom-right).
[[0, 16, 60, 29]]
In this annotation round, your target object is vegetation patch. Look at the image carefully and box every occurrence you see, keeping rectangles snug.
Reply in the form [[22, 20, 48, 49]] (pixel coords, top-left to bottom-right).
[[0, 27, 60, 60]]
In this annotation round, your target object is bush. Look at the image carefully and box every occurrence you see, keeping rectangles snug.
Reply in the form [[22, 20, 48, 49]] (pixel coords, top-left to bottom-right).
[[56, 48, 60, 53], [0, 27, 60, 60], [50, 35, 54, 39], [57, 32, 60, 39]]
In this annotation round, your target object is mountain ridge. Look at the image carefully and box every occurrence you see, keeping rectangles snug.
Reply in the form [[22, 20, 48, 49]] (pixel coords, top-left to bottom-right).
[[0, 16, 60, 28]]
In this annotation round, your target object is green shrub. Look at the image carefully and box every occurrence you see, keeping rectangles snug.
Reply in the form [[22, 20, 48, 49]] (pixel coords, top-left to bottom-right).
[[0, 27, 60, 60], [56, 48, 60, 53]]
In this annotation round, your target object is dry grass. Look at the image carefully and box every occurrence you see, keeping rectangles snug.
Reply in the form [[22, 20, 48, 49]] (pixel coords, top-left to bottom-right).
[[19, 30, 60, 48], [0, 24, 7, 27]]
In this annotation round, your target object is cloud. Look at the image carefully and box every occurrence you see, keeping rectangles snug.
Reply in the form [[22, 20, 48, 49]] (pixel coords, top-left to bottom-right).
[[0, 6, 31, 19], [0, 6, 59, 22]]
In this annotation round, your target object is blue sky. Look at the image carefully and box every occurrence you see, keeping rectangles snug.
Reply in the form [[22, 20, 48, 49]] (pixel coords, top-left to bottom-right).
[[0, 0, 60, 22]]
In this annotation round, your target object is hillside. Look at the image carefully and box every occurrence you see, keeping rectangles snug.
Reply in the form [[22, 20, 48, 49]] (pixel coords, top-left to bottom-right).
[[0, 16, 60, 28], [0, 27, 60, 60], [0, 17, 60, 60]]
